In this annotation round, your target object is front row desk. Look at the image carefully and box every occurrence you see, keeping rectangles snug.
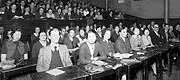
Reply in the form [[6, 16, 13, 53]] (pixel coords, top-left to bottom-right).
[[0, 42, 179, 80]]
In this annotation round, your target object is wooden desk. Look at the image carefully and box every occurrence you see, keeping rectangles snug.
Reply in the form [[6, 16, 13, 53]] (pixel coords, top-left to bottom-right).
[[0, 60, 36, 80], [121, 47, 169, 80], [77, 58, 125, 80], [31, 66, 89, 80], [30, 46, 172, 80]]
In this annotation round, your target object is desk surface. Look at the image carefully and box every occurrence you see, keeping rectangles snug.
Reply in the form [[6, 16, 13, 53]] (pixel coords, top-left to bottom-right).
[[31, 66, 89, 80], [4, 45, 174, 80], [0, 60, 37, 79]]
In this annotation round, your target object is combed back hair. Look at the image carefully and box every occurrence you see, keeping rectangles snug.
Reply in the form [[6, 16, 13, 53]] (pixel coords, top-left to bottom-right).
[[67, 28, 75, 33], [119, 26, 127, 32], [39, 32, 46, 35], [79, 28, 85, 32], [114, 26, 119, 29], [38, 7, 44, 11], [96, 25, 102, 30], [87, 30, 96, 37], [48, 8, 53, 12], [102, 29, 111, 38], [143, 28, 149, 34], [132, 27, 140, 32], [48, 28, 59, 36]]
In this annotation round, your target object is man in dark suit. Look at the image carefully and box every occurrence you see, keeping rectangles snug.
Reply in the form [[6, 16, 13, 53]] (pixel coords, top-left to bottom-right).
[[16, 0, 25, 16], [79, 30, 106, 64], [115, 27, 131, 53], [150, 24, 167, 47]]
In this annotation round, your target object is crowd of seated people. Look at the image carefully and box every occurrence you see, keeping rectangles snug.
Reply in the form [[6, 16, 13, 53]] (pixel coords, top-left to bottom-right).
[[0, 0, 124, 20], [0, 21, 180, 80]]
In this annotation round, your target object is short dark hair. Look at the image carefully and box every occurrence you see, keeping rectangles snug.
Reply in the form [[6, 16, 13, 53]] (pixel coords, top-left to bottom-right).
[[119, 26, 127, 32], [38, 7, 44, 12], [102, 29, 111, 38], [67, 28, 75, 33], [11, 28, 22, 37], [96, 25, 101, 30], [49, 28, 59, 36], [87, 30, 96, 37]]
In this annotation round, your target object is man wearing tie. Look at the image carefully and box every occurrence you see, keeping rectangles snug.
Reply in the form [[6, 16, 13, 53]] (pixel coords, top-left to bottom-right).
[[36, 28, 72, 72], [150, 24, 167, 47]]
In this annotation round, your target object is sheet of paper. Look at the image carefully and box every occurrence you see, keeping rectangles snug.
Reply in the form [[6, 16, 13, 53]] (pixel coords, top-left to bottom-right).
[[46, 68, 65, 76], [113, 53, 133, 59], [136, 52, 144, 55], [93, 61, 108, 66]]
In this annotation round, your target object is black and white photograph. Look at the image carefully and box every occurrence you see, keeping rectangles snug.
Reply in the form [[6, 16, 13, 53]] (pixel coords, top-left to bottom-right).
[[0, 0, 180, 80]]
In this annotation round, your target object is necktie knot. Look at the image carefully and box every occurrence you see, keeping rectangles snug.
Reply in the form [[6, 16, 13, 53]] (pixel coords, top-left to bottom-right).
[[54, 46, 57, 51]]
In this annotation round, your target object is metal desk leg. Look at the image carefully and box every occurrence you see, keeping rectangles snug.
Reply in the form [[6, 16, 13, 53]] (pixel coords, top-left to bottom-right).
[[167, 49, 172, 77], [156, 55, 163, 80], [143, 62, 148, 80], [127, 66, 131, 80], [1, 73, 7, 80]]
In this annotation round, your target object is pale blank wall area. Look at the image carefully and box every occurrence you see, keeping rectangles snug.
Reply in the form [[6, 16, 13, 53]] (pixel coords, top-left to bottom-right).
[[83, 0, 180, 19]]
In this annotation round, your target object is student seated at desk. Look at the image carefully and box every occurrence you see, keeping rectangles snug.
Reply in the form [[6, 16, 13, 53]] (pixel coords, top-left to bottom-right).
[[1, 28, 28, 64], [63, 29, 79, 65], [130, 27, 143, 51], [100, 29, 115, 57], [36, 28, 72, 72], [115, 27, 132, 53], [142, 29, 154, 49], [79, 30, 106, 64], [174, 24, 180, 40], [31, 27, 40, 49], [142, 29, 157, 75], [150, 24, 167, 47], [31, 32, 48, 63]]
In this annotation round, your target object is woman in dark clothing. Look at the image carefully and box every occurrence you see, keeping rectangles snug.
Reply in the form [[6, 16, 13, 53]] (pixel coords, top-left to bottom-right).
[[110, 26, 120, 43], [23, 6, 33, 20], [6, 4, 18, 20], [31, 27, 40, 49], [174, 24, 180, 40], [35, 7, 46, 19], [95, 26, 103, 42], [63, 29, 79, 65], [1, 29, 28, 64], [31, 32, 48, 63], [100, 29, 115, 57]]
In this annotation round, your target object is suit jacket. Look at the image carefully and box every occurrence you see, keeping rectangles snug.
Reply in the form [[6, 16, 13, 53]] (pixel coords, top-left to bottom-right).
[[150, 30, 166, 46], [99, 40, 115, 56], [63, 36, 79, 49], [110, 31, 119, 43], [36, 45, 72, 72], [79, 42, 106, 64], [31, 34, 39, 48], [16, 5, 25, 16], [174, 30, 180, 40], [115, 37, 131, 53]]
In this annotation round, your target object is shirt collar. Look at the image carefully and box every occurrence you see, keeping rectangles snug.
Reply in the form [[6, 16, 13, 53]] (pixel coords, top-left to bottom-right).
[[50, 43, 60, 51]]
